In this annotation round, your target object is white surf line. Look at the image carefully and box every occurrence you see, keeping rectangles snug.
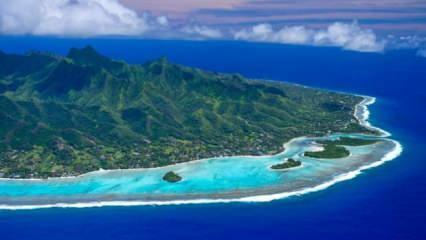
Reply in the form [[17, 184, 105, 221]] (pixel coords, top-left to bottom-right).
[[355, 96, 391, 137], [0, 140, 403, 211]]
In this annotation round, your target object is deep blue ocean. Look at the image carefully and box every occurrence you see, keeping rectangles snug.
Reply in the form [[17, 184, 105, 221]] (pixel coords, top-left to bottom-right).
[[0, 37, 425, 240]]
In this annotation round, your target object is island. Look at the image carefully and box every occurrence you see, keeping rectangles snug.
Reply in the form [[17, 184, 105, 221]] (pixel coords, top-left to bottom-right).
[[304, 144, 350, 159], [304, 137, 378, 159], [270, 158, 302, 170], [162, 171, 182, 183], [0, 47, 402, 209], [0, 46, 377, 179]]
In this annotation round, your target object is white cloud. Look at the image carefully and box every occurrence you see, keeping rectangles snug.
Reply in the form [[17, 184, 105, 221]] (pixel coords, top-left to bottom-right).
[[0, 1, 221, 39], [235, 24, 313, 44], [0, 1, 401, 54], [181, 25, 223, 39], [386, 35, 426, 50], [156, 16, 169, 27], [0, 0, 152, 36], [234, 22, 386, 52]]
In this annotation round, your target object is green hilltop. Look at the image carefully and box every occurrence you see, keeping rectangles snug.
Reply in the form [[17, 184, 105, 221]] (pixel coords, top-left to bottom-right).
[[0, 46, 373, 178]]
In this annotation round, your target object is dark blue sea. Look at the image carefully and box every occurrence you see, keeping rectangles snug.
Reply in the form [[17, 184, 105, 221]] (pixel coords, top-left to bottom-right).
[[1, 37, 425, 240]]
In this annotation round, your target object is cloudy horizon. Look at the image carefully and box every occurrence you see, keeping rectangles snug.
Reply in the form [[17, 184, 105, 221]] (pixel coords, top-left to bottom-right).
[[120, 0, 426, 33], [0, 0, 425, 54]]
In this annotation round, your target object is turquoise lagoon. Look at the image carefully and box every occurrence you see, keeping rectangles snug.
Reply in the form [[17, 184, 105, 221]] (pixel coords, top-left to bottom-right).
[[0, 135, 400, 208], [0, 97, 402, 209]]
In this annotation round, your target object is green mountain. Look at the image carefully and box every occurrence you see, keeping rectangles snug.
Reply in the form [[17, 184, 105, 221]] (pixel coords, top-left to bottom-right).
[[0, 46, 371, 178]]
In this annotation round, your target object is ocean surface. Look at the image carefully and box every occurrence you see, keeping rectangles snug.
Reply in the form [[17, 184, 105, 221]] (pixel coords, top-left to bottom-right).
[[0, 37, 426, 239]]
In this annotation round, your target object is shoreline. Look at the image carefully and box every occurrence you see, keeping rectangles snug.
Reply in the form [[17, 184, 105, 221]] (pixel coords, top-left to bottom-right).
[[0, 148, 283, 182], [0, 95, 403, 210], [0, 140, 402, 211], [354, 95, 391, 137], [0, 94, 379, 182], [0, 137, 308, 183]]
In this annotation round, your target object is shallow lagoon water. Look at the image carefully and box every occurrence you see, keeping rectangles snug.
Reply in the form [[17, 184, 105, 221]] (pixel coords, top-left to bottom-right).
[[0, 130, 399, 207]]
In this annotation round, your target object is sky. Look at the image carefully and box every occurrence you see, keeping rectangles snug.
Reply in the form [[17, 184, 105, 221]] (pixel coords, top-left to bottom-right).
[[121, 0, 426, 33], [0, 0, 425, 53]]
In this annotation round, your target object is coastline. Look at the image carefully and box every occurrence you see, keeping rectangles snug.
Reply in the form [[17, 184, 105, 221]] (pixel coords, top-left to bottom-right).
[[0, 95, 403, 210], [354, 95, 391, 137], [0, 94, 378, 182], [0, 140, 402, 211]]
